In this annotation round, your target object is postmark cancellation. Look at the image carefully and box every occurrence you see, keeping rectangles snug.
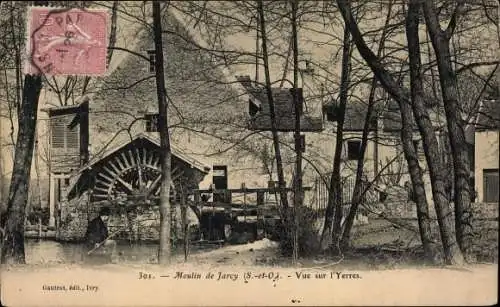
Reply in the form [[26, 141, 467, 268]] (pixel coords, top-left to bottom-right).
[[25, 6, 109, 76]]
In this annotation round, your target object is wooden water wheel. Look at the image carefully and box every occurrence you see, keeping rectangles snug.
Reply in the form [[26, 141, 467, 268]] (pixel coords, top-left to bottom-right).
[[91, 146, 184, 204]]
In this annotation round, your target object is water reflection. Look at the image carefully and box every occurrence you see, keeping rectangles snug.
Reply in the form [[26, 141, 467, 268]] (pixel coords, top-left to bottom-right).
[[25, 240, 80, 264], [25, 239, 169, 265], [24, 239, 218, 265]]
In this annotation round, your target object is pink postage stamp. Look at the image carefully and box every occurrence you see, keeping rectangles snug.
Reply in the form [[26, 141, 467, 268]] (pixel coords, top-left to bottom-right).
[[25, 7, 109, 76]]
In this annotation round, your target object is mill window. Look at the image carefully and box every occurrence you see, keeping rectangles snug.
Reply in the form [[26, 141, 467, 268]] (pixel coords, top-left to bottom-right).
[[147, 49, 156, 73], [145, 113, 159, 132], [347, 140, 362, 160]]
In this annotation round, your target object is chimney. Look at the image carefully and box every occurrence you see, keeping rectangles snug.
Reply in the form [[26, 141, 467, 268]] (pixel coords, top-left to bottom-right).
[[235, 75, 254, 91]]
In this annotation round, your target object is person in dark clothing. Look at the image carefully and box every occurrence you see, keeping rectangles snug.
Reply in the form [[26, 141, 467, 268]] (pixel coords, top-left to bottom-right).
[[85, 207, 117, 262], [85, 207, 109, 247]]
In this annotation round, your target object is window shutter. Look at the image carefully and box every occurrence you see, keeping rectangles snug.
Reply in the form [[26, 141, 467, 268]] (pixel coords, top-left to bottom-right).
[[50, 115, 79, 150], [484, 169, 499, 203], [66, 125, 79, 149], [51, 118, 66, 148]]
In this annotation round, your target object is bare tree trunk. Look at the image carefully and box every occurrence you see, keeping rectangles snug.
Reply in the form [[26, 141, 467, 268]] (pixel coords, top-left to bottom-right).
[[341, 0, 393, 249], [403, 0, 442, 263], [339, 86, 374, 250], [82, 0, 119, 96], [399, 104, 440, 264], [153, 1, 172, 265], [336, 0, 465, 265], [1, 75, 42, 264], [106, 1, 119, 66], [290, 0, 302, 264], [422, 1, 474, 262], [443, 136, 454, 202], [10, 4, 22, 115], [257, 0, 290, 233], [320, 19, 351, 252]]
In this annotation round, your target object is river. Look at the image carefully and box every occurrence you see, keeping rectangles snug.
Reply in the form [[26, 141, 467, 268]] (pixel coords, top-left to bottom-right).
[[24, 239, 218, 265]]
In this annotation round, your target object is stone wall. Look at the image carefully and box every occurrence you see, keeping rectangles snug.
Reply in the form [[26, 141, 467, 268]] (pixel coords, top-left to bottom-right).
[[57, 191, 91, 242], [472, 202, 499, 219], [365, 185, 418, 219], [365, 184, 499, 221], [57, 191, 199, 242]]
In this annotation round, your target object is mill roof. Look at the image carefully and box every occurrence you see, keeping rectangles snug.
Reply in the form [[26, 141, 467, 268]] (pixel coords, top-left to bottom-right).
[[236, 75, 323, 132], [476, 99, 500, 130]]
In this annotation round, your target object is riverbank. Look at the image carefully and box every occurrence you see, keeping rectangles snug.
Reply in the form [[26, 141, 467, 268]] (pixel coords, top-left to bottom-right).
[[11, 215, 500, 267]]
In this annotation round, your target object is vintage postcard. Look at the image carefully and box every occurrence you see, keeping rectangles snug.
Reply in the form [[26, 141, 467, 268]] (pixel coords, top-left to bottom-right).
[[0, 1, 498, 306]]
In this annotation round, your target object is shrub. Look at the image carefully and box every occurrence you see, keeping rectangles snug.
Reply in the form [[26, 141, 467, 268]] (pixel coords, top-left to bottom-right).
[[277, 205, 321, 257]]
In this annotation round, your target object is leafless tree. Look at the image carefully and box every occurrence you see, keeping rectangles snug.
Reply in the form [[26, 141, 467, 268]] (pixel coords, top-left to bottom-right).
[[152, 0, 172, 265], [336, 0, 465, 264], [0, 0, 47, 263], [422, 0, 474, 261], [319, 4, 351, 252]]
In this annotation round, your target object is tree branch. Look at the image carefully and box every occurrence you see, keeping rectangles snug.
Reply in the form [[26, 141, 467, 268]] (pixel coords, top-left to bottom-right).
[[455, 60, 500, 75], [108, 46, 151, 62], [335, 0, 410, 106], [445, 0, 466, 40]]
